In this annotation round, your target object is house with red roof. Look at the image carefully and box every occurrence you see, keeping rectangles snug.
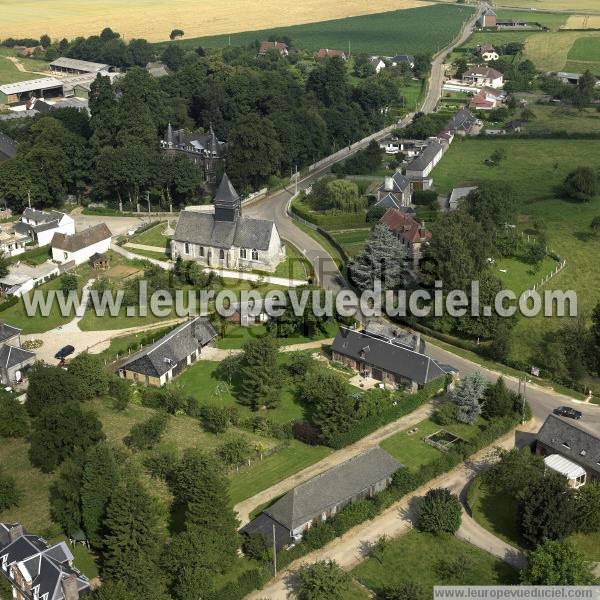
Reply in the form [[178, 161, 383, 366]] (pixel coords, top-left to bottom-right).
[[315, 48, 347, 60], [380, 208, 431, 268], [259, 41, 289, 56]]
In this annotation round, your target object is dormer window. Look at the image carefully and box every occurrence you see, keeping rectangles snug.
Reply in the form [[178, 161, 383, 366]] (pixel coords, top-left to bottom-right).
[[562, 442, 570, 449]]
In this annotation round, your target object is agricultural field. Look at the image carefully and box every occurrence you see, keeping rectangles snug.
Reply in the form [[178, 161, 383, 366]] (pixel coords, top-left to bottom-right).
[[0, 47, 51, 85], [564, 34, 600, 71], [525, 30, 600, 71], [563, 14, 600, 29], [164, 4, 476, 55], [431, 137, 600, 364], [492, 0, 600, 11], [518, 104, 600, 134], [0, 0, 433, 43]]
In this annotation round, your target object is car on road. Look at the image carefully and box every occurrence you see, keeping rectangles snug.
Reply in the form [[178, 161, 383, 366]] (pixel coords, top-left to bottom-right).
[[553, 406, 582, 420]]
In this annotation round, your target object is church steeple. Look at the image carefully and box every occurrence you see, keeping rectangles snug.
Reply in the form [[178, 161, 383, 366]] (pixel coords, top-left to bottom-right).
[[214, 174, 241, 222]]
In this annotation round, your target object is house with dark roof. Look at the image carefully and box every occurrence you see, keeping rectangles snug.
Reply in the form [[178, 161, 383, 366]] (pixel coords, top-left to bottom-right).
[[445, 108, 479, 136], [51, 223, 112, 266], [391, 54, 415, 68], [331, 327, 451, 392], [0, 323, 35, 385], [405, 141, 444, 189], [375, 172, 412, 209], [0, 522, 90, 599], [380, 208, 431, 267], [536, 414, 600, 485], [160, 123, 224, 183], [171, 175, 285, 272], [241, 448, 402, 548], [118, 316, 217, 386], [16, 208, 75, 247]]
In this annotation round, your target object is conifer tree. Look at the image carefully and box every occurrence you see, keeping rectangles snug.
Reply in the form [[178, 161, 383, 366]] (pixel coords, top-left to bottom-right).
[[239, 335, 282, 409]]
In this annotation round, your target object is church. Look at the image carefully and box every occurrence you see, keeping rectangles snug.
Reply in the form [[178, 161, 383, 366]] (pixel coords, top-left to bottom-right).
[[171, 175, 285, 272]]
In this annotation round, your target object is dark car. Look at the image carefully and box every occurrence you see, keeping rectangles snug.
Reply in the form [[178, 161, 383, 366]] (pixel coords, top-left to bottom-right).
[[553, 406, 582, 420], [55, 345, 75, 360]]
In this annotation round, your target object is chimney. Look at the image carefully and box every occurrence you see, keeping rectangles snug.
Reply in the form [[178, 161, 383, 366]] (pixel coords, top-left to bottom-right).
[[61, 574, 80, 600], [384, 176, 394, 192], [8, 524, 23, 542]]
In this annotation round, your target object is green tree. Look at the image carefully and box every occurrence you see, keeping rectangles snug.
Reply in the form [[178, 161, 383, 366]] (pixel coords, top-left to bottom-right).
[[29, 403, 104, 472], [464, 181, 517, 232], [0, 392, 29, 437], [60, 273, 78, 295], [49, 455, 84, 536], [296, 560, 352, 600], [563, 167, 598, 202], [125, 412, 169, 450], [91, 581, 139, 600], [521, 540, 596, 585], [519, 472, 576, 547], [239, 335, 282, 410], [102, 476, 167, 596], [482, 377, 516, 419], [450, 372, 486, 424], [68, 352, 109, 400], [590, 216, 600, 235], [26, 363, 85, 417], [216, 435, 251, 467], [415, 488, 462, 534], [380, 581, 427, 600], [484, 447, 545, 498], [0, 470, 21, 510], [574, 481, 600, 533], [109, 376, 131, 411], [349, 223, 407, 291], [200, 404, 230, 433], [81, 443, 120, 546]]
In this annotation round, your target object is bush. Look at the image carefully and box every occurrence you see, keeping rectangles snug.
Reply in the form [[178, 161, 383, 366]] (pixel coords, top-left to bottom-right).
[[109, 377, 131, 411], [330, 500, 377, 536], [143, 444, 178, 479], [304, 521, 337, 549], [433, 401, 458, 426], [200, 405, 230, 434], [392, 468, 420, 496], [0, 471, 20, 510], [0, 393, 29, 437], [125, 412, 169, 450], [413, 190, 438, 206], [415, 488, 462, 534]]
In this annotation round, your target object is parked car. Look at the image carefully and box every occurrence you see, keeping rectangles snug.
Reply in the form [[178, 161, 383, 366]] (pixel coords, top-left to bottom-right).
[[55, 345, 75, 360], [553, 406, 582, 420]]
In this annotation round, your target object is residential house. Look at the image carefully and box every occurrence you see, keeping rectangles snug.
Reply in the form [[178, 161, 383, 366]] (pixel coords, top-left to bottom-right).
[[0, 323, 35, 384], [171, 174, 285, 272], [16, 208, 75, 246], [0, 224, 29, 257], [362, 319, 424, 353], [380, 208, 431, 267], [391, 54, 415, 68], [445, 107, 480, 136], [469, 87, 504, 110], [315, 49, 347, 60], [259, 41, 289, 56], [118, 317, 217, 386], [448, 186, 477, 210], [375, 172, 412, 209], [227, 300, 270, 327], [0, 523, 90, 600], [479, 8, 497, 27], [331, 327, 451, 392], [405, 140, 444, 189], [369, 57, 386, 74], [536, 414, 600, 486], [51, 223, 112, 266], [0, 132, 17, 161], [476, 43, 499, 62], [50, 57, 111, 75], [160, 123, 224, 183], [0, 261, 60, 297], [241, 448, 402, 548], [462, 66, 503, 88]]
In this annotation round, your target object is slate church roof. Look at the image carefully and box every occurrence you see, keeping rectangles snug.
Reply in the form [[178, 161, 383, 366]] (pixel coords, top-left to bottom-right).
[[120, 317, 217, 378], [537, 414, 600, 477]]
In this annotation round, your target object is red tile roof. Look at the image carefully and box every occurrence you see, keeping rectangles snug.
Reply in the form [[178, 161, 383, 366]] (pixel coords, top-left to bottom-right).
[[380, 209, 431, 244], [316, 48, 347, 59]]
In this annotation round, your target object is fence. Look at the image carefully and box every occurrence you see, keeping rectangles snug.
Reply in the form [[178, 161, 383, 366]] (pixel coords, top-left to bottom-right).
[[523, 259, 568, 298]]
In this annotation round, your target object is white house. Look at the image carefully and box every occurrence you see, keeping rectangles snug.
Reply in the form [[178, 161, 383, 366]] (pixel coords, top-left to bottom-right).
[[0, 227, 28, 257], [462, 66, 503, 88], [405, 141, 444, 189], [16, 208, 75, 246], [0, 261, 60, 297], [51, 223, 112, 265], [171, 175, 285, 272], [369, 57, 386, 74]]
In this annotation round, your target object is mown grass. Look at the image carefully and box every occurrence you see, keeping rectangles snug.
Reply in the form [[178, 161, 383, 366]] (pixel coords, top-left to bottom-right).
[[159, 4, 475, 55], [331, 228, 371, 257], [352, 530, 518, 595], [130, 222, 170, 248], [521, 105, 600, 135]]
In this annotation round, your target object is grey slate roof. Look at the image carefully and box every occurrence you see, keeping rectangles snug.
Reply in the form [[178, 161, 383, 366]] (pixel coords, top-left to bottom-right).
[[374, 193, 402, 210], [392, 54, 415, 65], [240, 512, 290, 549], [406, 141, 443, 174], [0, 344, 35, 369], [446, 108, 478, 133], [51, 223, 111, 252], [263, 448, 402, 530], [215, 174, 240, 207], [332, 327, 447, 385], [0, 132, 17, 161], [121, 317, 217, 378], [174, 211, 275, 251], [378, 171, 410, 194], [50, 56, 109, 72], [537, 414, 600, 477], [0, 322, 21, 343]]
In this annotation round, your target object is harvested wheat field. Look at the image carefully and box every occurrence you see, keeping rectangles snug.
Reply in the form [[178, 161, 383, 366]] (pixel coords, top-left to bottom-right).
[[524, 30, 600, 70], [563, 15, 600, 29], [494, 0, 600, 11], [0, 0, 431, 42]]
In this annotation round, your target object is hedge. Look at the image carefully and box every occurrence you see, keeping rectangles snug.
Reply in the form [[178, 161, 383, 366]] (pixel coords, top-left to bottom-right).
[[291, 199, 368, 230], [327, 377, 446, 449]]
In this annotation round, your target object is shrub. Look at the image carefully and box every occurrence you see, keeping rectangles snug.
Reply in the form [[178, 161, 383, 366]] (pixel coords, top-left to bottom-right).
[[304, 521, 337, 549], [415, 488, 462, 534], [125, 412, 169, 451], [143, 444, 178, 479], [200, 405, 230, 434], [433, 401, 458, 425], [0, 471, 20, 510], [109, 377, 131, 411], [392, 468, 420, 496], [0, 393, 29, 437], [330, 499, 377, 536]]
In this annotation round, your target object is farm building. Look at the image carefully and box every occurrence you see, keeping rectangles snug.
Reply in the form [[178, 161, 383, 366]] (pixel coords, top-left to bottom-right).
[[51, 223, 112, 266], [405, 140, 444, 188], [171, 174, 285, 272], [478, 8, 497, 27], [380, 208, 431, 267], [0, 132, 17, 161], [331, 327, 450, 392], [50, 56, 111, 75], [241, 448, 402, 548], [0, 323, 36, 384], [536, 414, 600, 485], [118, 317, 217, 386], [16, 207, 75, 246], [496, 18, 527, 28], [0, 261, 60, 297], [0, 78, 64, 107], [0, 523, 90, 600], [462, 66, 503, 89]]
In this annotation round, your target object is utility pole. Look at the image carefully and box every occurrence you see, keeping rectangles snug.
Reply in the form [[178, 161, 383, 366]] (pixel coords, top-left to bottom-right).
[[294, 165, 298, 195], [146, 190, 150, 213], [272, 524, 277, 576], [521, 378, 527, 424], [27, 189, 31, 209]]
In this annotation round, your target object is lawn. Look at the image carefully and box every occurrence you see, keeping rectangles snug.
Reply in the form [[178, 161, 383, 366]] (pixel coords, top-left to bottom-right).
[[96, 325, 179, 363], [161, 4, 476, 55], [268, 242, 313, 280], [495, 255, 558, 296], [0, 48, 50, 85], [495, 9, 568, 29], [352, 530, 518, 595], [123, 245, 170, 261], [331, 228, 371, 257], [130, 222, 170, 249], [521, 105, 600, 135], [228, 440, 332, 505], [380, 417, 482, 471]]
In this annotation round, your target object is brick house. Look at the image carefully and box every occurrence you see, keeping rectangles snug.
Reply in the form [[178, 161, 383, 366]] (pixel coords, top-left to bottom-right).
[[380, 208, 431, 267]]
